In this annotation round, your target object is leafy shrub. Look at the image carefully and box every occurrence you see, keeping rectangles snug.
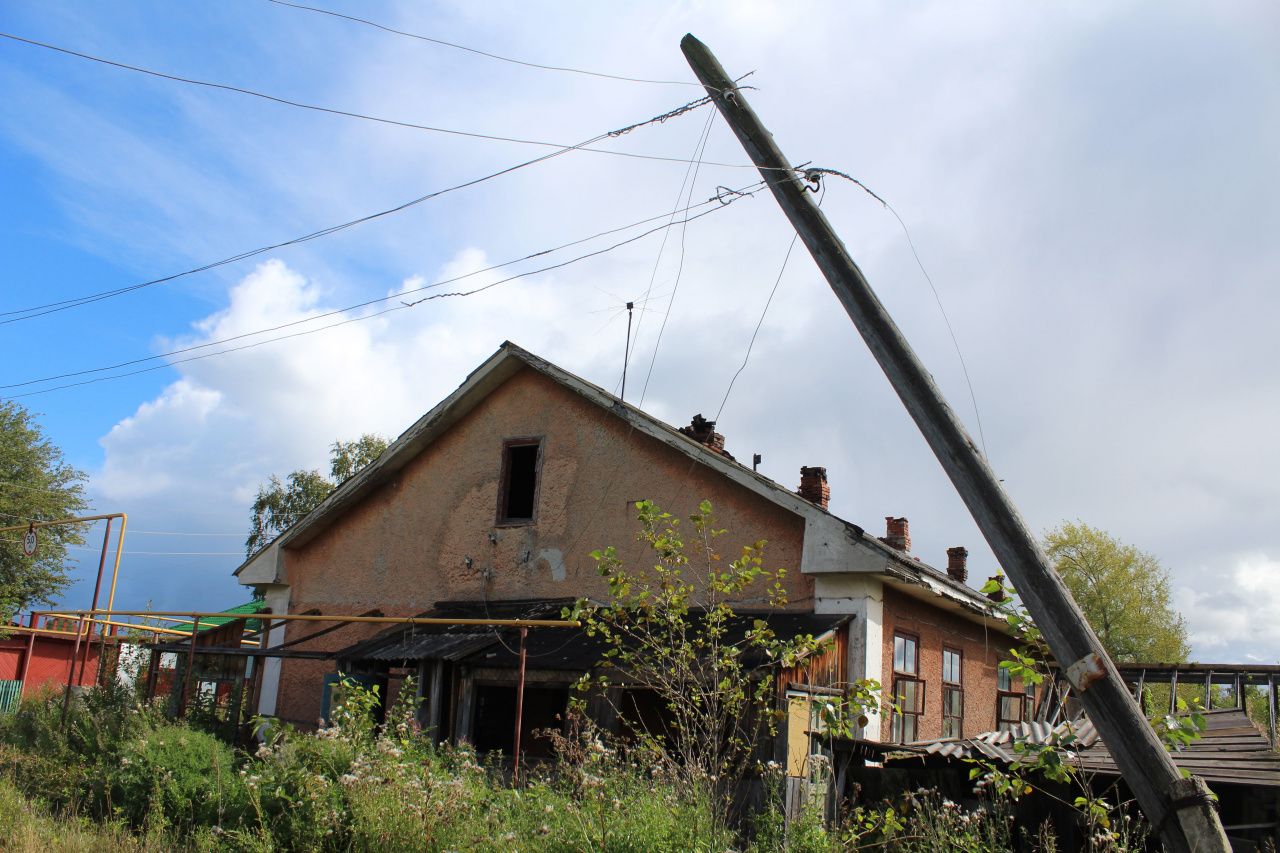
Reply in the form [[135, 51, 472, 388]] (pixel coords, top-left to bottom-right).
[[110, 722, 248, 834]]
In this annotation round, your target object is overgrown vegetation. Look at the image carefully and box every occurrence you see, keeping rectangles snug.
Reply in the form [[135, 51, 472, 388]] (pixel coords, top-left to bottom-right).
[[0, 503, 1225, 850], [568, 499, 877, 834]]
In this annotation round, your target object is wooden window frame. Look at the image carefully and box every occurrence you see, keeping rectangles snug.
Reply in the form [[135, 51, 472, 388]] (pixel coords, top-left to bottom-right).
[[891, 631, 922, 743], [942, 647, 963, 739], [495, 437, 544, 526], [892, 630, 919, 676], [891, 675, 925, 743]]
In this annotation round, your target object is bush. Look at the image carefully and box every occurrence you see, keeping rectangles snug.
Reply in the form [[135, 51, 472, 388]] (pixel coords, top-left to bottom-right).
[[0, 683, 163, 812], [111, 723, 249, 835]]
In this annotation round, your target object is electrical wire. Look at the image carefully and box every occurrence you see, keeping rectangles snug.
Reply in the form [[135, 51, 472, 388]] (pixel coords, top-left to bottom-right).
[[616, 109, 715, 399], [0, 31, 712, 160], [264, 0, 699, 87], [714, 233, 801, 424], [0, 479, 87, 496], [637, 111, 716, 407], [808, 168, 989, 458], [0, 31, 773, 177], [63, 544, 241, 556], [4, 186, 758, 399], [1, 182, 761, 390], [0, 93, 718, 325]]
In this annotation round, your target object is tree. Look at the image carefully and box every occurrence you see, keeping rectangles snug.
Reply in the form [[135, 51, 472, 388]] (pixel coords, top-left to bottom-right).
[[1044, 521, 1190, 663], [245, 434, 388, 556], [0, 401, 89, 620], [570, 500, 877, 833]]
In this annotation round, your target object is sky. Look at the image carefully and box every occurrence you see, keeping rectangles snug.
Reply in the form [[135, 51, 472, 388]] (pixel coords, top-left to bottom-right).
[[0, 1, 1277, 662]]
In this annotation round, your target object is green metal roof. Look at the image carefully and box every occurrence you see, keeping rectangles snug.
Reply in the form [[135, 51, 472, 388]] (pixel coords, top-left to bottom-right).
[[162, 599, 267, 635]]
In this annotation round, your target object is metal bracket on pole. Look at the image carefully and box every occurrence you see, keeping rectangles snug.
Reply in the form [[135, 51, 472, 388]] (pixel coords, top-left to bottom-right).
[[1065, 653, 1106, 693]]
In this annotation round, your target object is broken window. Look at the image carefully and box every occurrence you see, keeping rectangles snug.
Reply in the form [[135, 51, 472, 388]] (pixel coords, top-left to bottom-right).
[[498, 439, 541, 523], [942, 647, 963, 739]]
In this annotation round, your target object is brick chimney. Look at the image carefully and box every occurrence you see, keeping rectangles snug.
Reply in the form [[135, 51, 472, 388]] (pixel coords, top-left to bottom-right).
[[986, 575, 1006, 602], [882, 516, 910, 553], [946, 546, 968, 584], [797, 466, 829, 509], [678, 414, 734, 460]]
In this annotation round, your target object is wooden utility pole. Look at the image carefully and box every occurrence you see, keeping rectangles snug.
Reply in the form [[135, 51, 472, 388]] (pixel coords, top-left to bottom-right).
[[680, 34, 1228, 853]]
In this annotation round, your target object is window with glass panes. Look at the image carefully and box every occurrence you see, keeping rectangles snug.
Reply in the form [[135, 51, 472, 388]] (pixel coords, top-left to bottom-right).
[[942, 648, 963, 738], [891, 633, 923, 743], [996, 665, 1024, 730]]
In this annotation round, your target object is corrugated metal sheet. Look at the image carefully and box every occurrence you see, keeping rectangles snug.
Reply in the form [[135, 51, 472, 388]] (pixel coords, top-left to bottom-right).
[[363, 632, 496, 662], [890, 709, 1280, 789]]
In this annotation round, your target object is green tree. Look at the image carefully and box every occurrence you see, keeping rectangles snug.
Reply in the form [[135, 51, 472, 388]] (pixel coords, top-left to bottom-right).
[[0, 401, 89, 620], [245, 434, 387, 556], [570, 500, 877, 834], [1044, 521, 1190, 663]]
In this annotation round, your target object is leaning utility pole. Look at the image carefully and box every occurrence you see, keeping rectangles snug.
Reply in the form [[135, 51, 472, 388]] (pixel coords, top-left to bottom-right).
[[680, 34, 1227, 853]]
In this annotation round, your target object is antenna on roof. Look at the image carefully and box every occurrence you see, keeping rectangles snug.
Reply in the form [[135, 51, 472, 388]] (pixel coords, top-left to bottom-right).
[[620, 301, 634, 402]]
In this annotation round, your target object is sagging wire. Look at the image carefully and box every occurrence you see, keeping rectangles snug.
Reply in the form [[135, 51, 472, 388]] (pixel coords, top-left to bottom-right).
[[800, 167, 990, 460]]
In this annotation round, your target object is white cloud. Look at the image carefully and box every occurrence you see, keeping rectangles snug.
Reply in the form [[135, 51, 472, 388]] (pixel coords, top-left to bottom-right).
[[2, 1, 1272, 659], [1176, 554, 1280, 659]]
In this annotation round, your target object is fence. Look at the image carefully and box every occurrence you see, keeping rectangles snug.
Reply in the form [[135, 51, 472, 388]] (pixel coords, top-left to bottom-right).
[[0, 679, 21, 714]]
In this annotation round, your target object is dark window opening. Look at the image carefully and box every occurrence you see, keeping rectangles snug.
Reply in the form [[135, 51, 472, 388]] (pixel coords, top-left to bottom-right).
[[500, 441, 540, 522], [472, 685, 567, 758]]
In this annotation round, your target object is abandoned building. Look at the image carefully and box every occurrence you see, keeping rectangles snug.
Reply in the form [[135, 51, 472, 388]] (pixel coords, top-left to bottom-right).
[[232, 342, 1030, 779]]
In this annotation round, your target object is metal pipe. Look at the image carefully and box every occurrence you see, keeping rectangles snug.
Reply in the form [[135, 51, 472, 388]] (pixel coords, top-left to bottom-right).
[[61, 616, 86, 720], [180, 616, 200, 716], [67, 608, 578, 628], [39, 614, 212, 640], [78, 518, 113, 686], [513, 626, 528, 785], [1269, 674, 1276, 751], [144, 631, 160, 701], [105, 513, 127, 613], [18, 613, 38, 697]]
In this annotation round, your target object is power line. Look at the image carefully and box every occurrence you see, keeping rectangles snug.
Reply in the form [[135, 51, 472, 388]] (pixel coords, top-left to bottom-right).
[[0, 31, 701, 158], [638, 111, 716, 406], [264, 0, 699, 88], [128, 530, 246, 537], [807, 168, 990, 458], [616, 110, 715, 399], [0, 93, 717, 325], [5, 186, 758, 399], [61, 544, 241, 557], [715, 231, 801, 424], [0, 30, 770, 175], [0, 479, 86, 496], [2, 184, 758, 390]]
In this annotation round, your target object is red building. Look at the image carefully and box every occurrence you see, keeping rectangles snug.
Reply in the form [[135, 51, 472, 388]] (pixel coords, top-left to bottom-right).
[[0, 620, 104, 710]]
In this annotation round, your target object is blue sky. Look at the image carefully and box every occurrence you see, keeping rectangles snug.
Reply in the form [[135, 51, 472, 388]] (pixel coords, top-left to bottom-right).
[[1, 1, 1278, 661]]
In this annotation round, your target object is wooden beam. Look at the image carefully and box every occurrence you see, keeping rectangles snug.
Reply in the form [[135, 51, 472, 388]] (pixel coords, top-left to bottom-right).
[[678, 33, 1228, 853]]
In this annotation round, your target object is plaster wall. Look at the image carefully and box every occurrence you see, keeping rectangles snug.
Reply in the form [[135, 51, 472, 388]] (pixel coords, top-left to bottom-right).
[[272, 366, 811, 725], [880, 585, 1018, 741]]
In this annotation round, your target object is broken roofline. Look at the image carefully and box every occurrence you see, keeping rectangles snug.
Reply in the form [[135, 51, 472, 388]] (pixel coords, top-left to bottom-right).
[[233, 341, 1000, 617], [337, 599, 853, 674]]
